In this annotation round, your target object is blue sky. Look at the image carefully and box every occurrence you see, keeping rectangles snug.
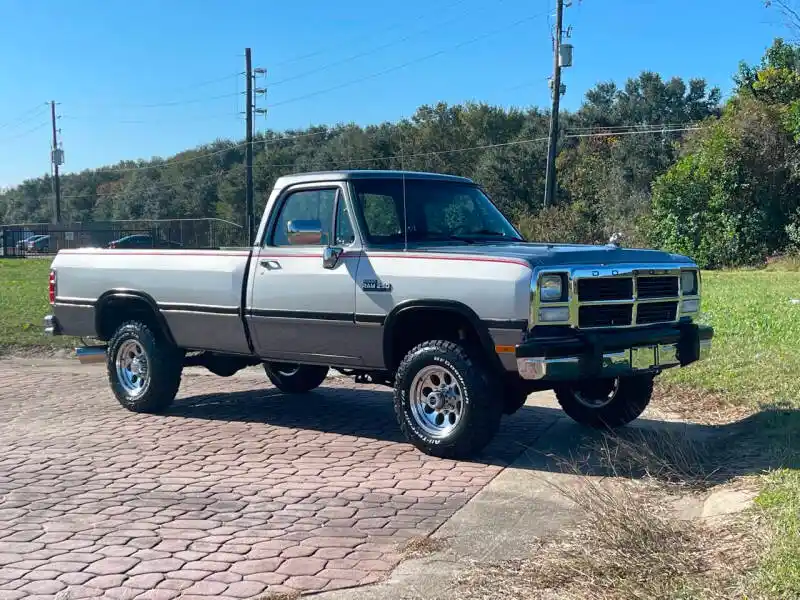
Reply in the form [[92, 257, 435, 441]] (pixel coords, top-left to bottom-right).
[[0, 0, 785, 188]]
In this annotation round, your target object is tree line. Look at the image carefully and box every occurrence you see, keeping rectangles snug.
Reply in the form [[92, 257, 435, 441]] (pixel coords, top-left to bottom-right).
[[2, 38, 798, 267]]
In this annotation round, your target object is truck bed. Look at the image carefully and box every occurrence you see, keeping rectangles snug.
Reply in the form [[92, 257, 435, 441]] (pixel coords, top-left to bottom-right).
[[51, 248, 253, 354]]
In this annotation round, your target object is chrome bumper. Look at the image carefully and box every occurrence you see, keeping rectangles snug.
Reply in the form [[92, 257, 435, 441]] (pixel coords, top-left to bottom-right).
[[517, 339, 712, 381], [44, 314, 60, 336]]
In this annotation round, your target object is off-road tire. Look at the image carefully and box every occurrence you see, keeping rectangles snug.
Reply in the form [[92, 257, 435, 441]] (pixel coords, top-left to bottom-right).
[[107, 321, 183, 413], [393, 340, 502, 459], [555, 375, 654, 429], [263, 363, 329, 393]]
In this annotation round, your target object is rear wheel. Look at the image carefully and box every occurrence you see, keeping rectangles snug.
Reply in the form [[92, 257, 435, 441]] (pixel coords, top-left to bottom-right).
[[555, 375, 654, 428], [263, 362, 329, 393], [393, 340, 502, 458], [107, 321, 183, 413]]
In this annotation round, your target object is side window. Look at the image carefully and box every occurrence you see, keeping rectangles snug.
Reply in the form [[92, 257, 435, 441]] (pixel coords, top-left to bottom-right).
[[335, 196, 356, 246], [271, 189, 336, 247], [359, 193, 402, 239]]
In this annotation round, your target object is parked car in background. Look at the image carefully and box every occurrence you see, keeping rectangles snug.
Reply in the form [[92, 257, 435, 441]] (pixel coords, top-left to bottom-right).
[[27, 235, 50, 253], [107, 234, 183, 249], [16, 233, 45, 251]]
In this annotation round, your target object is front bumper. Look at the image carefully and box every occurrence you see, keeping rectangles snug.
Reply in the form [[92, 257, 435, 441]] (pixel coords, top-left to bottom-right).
[[516, 322, 713, 381]]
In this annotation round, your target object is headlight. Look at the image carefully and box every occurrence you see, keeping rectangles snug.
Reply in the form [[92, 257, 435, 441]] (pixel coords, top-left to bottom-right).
[[681, 270, 698, 295], [540, 274, 564, 302]]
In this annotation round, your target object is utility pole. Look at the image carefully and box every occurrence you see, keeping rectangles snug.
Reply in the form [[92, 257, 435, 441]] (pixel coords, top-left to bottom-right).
[[543, 0, 569, 208], [50, 101, 63, 224], [244, 48, 255, 245]]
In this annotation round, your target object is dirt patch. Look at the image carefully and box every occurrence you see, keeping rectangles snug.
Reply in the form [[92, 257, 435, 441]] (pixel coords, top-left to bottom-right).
[[401, 536, 448, 559]]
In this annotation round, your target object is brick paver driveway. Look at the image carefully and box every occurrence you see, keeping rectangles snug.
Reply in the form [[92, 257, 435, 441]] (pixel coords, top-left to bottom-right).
[[0, 361, 558, 599]]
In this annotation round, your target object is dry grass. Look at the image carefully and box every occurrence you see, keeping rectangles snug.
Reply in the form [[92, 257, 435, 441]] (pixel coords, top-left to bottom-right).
[[589, 428, 723, 490], [400, 535, 447, 559], [653, 382, 756, 426], [457, 478, 761, 600]]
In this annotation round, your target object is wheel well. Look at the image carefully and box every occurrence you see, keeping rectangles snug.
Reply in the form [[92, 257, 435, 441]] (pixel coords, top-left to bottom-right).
[[96, 294, 175, 344], [385, 307, 496, 372]]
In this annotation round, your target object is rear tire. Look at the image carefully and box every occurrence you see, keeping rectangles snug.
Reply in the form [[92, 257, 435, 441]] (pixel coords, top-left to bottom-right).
[[263, 362, 329, 393], [393, 340, 502, 459], [107, 321, 183, 413], [555, 375, 654, 428]]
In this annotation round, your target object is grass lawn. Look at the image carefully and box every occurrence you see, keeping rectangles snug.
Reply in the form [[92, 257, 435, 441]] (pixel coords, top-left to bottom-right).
[[664, 268, 800, 598], [664, 269, 800, 407], [0, 258, 74, 351]]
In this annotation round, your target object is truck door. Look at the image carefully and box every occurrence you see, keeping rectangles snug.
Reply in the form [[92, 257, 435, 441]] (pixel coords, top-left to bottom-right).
[[247, 183, 363, 366]]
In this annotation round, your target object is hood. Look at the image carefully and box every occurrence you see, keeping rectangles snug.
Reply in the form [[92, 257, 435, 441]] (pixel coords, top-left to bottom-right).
[[408, 241, 695, 268]]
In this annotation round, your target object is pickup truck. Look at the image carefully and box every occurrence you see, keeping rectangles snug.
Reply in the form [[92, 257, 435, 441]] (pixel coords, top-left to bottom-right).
[[45, 170, 713, 458]]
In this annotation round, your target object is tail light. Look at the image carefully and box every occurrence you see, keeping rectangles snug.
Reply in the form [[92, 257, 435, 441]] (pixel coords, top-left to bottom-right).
[[49, 270, 56, 304]]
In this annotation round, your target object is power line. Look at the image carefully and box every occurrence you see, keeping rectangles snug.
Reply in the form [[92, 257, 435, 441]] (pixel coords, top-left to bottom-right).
[[268, 12, 546, 109], [0, 120, 50, 144], [271, 0, 471, 68], [0, 104, 49, 131], [269, 0, 511, 88]]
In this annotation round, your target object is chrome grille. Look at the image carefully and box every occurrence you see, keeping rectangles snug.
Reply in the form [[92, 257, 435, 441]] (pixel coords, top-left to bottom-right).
[[579, 304, 632, 328], [636, 301, 678, 324], [637, 276, 679, 299], [577, 278, 632, 301], [575, 272, 681, 329]]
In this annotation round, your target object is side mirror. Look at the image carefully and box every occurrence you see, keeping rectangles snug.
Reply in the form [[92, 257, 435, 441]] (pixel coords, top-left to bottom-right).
[[286, 219, 323, 245], [323, 246, 343, 270]]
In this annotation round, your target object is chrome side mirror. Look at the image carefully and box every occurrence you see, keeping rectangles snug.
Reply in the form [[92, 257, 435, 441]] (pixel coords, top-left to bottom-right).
[[323, 246, 343, 269], [287, 219, 323, 245]]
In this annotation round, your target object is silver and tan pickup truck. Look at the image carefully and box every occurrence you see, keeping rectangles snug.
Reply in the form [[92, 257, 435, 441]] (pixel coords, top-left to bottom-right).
[[45, 170, 712, 458]]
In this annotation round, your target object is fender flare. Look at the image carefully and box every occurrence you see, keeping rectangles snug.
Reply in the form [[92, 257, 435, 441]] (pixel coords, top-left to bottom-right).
[[95, 289, 176, 345], [382, 299, 501, 371]]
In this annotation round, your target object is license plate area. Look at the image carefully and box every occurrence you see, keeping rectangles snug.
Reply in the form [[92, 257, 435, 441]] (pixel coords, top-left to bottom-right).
[[630, 345, 657, 371]]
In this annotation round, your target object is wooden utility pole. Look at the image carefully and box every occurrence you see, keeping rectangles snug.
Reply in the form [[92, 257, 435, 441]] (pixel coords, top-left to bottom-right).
[[543, 0, 564, 208], [50, 101, 62, 224], [245, 48, 255, 245]]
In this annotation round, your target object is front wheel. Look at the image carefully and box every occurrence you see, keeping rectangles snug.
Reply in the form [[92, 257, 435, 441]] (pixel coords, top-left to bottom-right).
[[263, 363, 329, 393], [393, 340, 502, 459], [554, 375, 654, 429]]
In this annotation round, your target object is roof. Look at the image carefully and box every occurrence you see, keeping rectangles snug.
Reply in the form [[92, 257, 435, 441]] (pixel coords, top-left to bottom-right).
[[274, 170, 474, 189]]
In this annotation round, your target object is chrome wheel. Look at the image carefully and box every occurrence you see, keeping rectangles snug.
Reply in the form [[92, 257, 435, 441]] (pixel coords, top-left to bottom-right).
[[572, 377, 620, 408], [409, 364, 464, 439], [115, 339, 150, 397]]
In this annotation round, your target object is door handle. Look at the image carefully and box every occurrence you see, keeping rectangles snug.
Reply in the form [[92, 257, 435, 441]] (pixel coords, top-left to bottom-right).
[[260, 259, 281, 270]]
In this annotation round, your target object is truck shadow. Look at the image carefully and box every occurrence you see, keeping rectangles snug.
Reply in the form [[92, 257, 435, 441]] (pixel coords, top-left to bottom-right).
[[172, 385, 798, 485]]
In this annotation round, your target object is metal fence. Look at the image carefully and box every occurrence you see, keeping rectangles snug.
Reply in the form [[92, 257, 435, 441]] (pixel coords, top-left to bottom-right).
[[0, 218, 247, 257]]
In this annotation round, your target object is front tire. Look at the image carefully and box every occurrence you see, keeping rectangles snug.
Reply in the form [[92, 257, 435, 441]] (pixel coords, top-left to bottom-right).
[[107, 321, 183, 413], [263, 363, 329, 393], [393, 340, 502, 459], [555, 375, 654, 428]]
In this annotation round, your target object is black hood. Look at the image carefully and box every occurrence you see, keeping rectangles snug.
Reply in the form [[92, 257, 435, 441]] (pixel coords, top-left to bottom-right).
[[405, 241, 695, 268]]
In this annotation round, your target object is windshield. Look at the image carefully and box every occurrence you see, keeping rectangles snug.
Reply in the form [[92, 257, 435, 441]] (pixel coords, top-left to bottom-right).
[[351, 178, 522, 246]]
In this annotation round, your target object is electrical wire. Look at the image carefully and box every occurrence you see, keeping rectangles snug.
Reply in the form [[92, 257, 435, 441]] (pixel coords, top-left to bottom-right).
[[0, 104, 49, 131], [268, 12, 546, 109], [270, 0, 471, 68], [0, 121, 50, 144], [269, 0, 513, 88]]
